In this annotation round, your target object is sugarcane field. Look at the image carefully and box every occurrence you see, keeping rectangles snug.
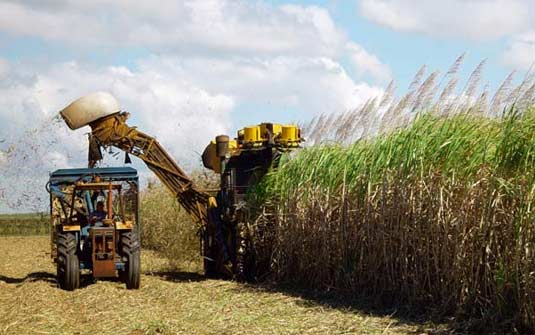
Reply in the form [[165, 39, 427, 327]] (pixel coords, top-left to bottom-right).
[[1, 2, 535, 335]]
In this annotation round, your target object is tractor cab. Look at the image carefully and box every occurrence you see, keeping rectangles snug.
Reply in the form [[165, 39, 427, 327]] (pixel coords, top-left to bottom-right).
[[48, 167, 140, 290]]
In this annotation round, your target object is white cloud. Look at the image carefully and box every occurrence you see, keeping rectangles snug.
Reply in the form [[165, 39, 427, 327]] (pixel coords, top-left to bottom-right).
[[0, 1, 339, 56], [346, 42, 392, 82], [0, 54, 384, 211], [138, 55, 383, 118], [503, 32, 535, 70], [0, 1, 389, 211], [0, 52, 385, 211], [0, 59, 234, 212], [0, 0, 389, 82], [0, 58, 8, 77], [0, 0, 389, 118], [0, 54, 382, 163], [0, 59, 234, 163], [358, 0, 531, 41], [357, 0, 535, 71]]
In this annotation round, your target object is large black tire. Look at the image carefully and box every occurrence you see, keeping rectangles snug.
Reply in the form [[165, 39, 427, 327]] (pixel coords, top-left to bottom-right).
[[120, 231, 141, 289], [203, 234, 218, 278], [57, 232, 80, 291], [203, 210, 223, 279]]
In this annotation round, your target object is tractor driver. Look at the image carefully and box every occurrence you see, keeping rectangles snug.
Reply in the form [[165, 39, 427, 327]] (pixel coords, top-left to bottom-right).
[[90, 201, 107, 224]]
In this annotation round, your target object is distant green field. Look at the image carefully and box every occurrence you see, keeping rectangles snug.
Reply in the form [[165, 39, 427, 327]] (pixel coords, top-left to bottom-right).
[[0, 213, 50, 235]]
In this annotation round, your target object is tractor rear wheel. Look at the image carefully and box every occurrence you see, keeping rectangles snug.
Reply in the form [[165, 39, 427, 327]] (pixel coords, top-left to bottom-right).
[[120, 231, 141, 289], [57, 231, 80, 291]]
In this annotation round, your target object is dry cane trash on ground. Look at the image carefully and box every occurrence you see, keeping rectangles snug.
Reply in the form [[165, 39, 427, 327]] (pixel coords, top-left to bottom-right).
[[0, 236, 442, 335]]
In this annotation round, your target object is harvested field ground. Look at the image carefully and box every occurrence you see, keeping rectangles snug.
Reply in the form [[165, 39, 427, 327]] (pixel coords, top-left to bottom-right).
[[0, 236, 444, 335]]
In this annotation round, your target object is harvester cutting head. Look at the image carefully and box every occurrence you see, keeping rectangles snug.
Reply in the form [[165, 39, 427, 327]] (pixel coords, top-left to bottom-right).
[[202, 123, 303, 174]]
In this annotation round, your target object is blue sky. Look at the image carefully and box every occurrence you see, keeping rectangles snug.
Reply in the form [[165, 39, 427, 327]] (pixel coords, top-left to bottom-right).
[[269, 0, 518, 89], [0, 0, 534, 212], [1, 1, 524, 92]]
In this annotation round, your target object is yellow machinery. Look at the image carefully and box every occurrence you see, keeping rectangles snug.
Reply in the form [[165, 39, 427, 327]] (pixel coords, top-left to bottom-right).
[[202, 123, 301, 174], [59, 92, 303, 280]]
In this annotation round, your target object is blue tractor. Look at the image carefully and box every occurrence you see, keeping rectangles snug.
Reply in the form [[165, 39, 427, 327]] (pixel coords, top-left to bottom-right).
[[48, 167, 140, 290]]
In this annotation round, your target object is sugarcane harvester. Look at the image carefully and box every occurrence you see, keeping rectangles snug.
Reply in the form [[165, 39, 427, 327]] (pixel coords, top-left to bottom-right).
[[57, 92, 303, 283]]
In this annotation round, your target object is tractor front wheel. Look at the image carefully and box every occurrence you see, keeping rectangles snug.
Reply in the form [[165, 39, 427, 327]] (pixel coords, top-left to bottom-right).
[[57, 231, 80, 291], [120, 231, 141, 289]]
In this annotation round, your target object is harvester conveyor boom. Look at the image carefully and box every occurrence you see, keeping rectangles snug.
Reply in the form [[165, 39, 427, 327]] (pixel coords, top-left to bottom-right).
[[88, 112, 209, 226]]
